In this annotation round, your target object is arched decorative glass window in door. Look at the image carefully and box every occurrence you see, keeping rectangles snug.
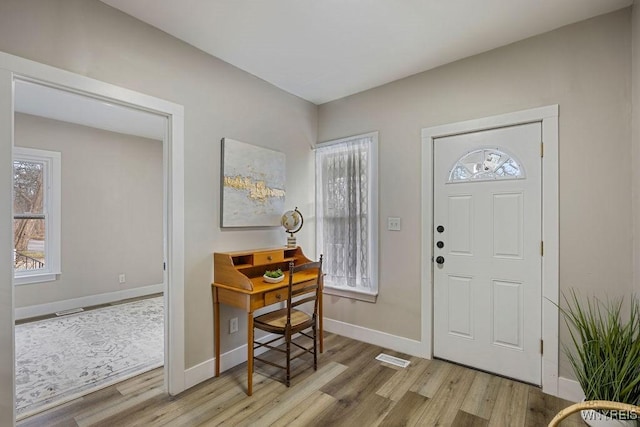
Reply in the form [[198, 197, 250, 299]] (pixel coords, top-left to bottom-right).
[[447, 148, 525, 183]]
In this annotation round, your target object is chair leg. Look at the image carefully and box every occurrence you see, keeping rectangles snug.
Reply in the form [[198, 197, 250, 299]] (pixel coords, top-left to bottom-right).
[[286, 330, 291, 387], [313, 324, 318, 371], [248, 314, 254, 396]]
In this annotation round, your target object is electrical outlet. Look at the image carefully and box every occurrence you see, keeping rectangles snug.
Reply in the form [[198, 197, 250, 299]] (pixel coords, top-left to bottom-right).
[[388, 217, 401, 231], [118, 274, 126, 284], [229, 317, 238, 334]]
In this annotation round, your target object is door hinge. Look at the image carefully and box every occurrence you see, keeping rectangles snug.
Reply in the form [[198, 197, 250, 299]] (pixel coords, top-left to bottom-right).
[[540, 339, 544, 355], [541, 142, 544, 157], [163, 262, 166, 271], [540, 241, 544, 256]]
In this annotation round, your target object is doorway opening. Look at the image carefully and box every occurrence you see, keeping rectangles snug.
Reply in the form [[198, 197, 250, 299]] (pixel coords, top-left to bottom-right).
[[12, 80, 166, 418], [0, 51, 186, 425]]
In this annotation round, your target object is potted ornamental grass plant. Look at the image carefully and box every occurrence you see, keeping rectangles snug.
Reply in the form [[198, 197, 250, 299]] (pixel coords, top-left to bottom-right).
[[559, 290, 640, 426]]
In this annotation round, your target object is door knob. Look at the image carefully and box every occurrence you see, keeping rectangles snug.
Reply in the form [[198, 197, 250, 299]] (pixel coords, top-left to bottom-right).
[[435, 256, 445, 265], [436, 241, 444, 249], [436, 225, 445, 233]]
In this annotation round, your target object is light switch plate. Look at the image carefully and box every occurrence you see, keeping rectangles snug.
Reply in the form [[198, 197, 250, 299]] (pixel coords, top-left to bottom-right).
[[388, 217, 401, 231]]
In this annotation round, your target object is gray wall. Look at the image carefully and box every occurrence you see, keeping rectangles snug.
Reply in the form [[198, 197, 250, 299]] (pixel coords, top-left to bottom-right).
[[0, 0, 318, 368], [318, 9, 632, 378], [14, 113, 163, 308]]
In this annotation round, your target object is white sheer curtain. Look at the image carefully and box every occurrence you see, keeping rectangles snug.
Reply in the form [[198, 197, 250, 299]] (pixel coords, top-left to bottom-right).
[[316, 135, 374, 294]]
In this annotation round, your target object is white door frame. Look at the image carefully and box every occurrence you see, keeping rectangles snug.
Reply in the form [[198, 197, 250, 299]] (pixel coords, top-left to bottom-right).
[[0, 52, 186, 424], [421, 105, 559, 395]]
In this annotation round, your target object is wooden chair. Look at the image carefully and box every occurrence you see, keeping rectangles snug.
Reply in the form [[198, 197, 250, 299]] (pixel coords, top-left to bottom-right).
[[252, 255, 323, 387], [548, 400, 640, 426]]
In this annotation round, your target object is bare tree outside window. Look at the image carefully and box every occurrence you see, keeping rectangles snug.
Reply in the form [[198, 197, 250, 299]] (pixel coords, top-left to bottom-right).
[[13, 159, 46, 271]]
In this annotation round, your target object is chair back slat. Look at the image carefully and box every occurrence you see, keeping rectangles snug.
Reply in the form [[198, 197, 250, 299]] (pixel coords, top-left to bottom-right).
[[287, 255, 323, 324], [290, 260, 322, 273], [291, 282, 318, 297], [291, 295, 316, 308]]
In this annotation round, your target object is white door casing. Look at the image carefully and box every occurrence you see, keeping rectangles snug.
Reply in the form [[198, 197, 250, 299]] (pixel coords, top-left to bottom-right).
[[421, 105, 559, 396], [433, 123, 542, 385], [0, 52, 186, 427]]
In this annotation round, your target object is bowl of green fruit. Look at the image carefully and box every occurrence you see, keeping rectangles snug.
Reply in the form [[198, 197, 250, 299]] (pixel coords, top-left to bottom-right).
[[263, 269, 284, 283]]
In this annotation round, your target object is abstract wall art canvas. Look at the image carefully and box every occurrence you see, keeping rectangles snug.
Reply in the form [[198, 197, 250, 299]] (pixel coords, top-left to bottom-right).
[[221, 138, 286, 227]]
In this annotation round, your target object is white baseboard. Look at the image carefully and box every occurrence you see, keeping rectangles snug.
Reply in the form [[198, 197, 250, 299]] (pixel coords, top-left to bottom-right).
[[15, 283, 164, 320], [323, 318, 426, 358], [184, 333, 283, 390], [558, 376, 584, 402], [184, 320, 425, 391], [184, 358, 215, 390]]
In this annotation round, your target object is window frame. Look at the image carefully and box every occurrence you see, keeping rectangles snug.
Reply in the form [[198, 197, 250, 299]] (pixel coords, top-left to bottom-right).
[[315, 131, 379, 302], [13, 147, 61, 285], [447, 147, 526, 183]]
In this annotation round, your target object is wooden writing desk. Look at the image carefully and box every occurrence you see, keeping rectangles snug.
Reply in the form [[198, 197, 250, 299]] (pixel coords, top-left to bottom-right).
[[212, 246, 322, 395]]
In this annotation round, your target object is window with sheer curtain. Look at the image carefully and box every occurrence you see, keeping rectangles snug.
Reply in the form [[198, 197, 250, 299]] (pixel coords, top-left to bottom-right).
[[315, 132, 378, 302]]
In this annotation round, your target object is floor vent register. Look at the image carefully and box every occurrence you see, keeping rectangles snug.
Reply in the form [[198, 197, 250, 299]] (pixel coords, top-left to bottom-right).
[[375, 353, 411, 368], [55, 308, 84, 317]]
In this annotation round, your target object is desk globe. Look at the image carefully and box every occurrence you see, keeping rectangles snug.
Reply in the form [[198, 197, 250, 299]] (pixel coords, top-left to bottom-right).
[[281, 207, 303, 248]]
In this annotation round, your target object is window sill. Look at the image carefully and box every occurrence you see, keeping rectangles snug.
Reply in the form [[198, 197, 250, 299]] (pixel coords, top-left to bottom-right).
[[323, 285, 378, 303], [14, 273, 59, 286]]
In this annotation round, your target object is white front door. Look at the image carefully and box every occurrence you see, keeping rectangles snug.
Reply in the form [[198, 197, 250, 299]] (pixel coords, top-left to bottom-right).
[[433, 122, 542, 385]]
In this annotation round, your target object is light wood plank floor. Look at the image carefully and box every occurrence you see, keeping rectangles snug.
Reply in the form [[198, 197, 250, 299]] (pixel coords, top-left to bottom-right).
[[17, 333, 582, 427]]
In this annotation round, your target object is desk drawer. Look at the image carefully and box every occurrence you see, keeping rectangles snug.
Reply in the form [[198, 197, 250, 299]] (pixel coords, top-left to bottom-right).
[[254, 250, 284, 265], [264, 288, 287, 305]]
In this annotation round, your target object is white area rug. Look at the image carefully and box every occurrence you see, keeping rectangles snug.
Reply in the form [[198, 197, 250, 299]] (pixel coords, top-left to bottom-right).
[[15, 296, 164, 418]]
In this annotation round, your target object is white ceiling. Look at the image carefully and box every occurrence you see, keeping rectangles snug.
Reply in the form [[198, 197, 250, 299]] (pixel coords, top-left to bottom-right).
[[15, 80, 166, 140], [100, 0, 632, 105]]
